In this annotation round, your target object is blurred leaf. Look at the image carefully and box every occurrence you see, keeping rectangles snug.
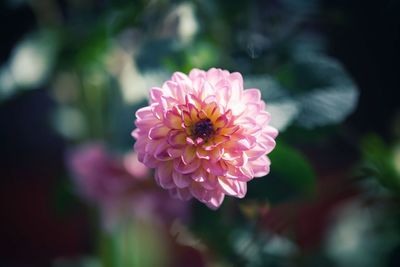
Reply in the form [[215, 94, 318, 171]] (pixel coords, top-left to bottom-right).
[[273, 53, 359, 128], [231, 229, 298, 267], [52, 106, 87, 140], [360, 134, 400, 193], [0, 30, 59, 100], [246, 143, 316, 204], [0, 66, 15, 101], [53, 257, 101, 267], [279, 124, 339, 144], [100, 221, 168, 267], [270, 142, 316, 196], [11, 30, 59, 88], [118, 67, 170, 104], [325, 200, 400, 267], [74, 25, 110, 69], [106, 4, 143, 35], [295, 84, 358, 128], [136, 39, 176, 71], [163, 40, 220, 73], [245, 57, 358, 130], [189, 202, 240, 264], [290, 33, 327, 56], [244, 75, 299, 131], [266, 100, 299, 132], [238, 31, 271, 59], [184, 41, 220, 71], [244, 75, 289, 101], [290, 54, 358, 128], [246, 172, 299, 204], [281, 0, 319, 15]]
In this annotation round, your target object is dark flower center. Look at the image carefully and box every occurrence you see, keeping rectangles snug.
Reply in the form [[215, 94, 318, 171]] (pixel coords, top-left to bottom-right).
[[193, 119, 214, 140]]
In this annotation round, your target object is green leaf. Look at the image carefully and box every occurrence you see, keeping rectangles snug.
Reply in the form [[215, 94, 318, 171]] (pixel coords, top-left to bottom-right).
[[100, 220, 168, 267], [361, 134, 400, 194], [246, 142, 316, 204], [244, 56, 359, 131], [274, 54, 359, 128], [190, 202, 238, 260], [269, 142, 316, 197]]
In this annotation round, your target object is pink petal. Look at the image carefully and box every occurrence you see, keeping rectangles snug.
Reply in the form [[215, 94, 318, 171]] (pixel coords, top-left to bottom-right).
[[174, 158, 201, 174], [205, 135, 229, 150], [135, 112, 159, 128], [167, 130, 187, 147], [189, 68, 206, 80], [149, 87, 163, 103], [205, 190, 225, 209], [192, 168, 207, 182], [249, 155, 271, 177], [228, 72, 244, 94], [214, 114, 228, 129], [200, 81, 215, 101], [209, 148, 223, 163], [148, 124, 170, 140], [206, 68, 222, 86], [258, 134, 277, 154], [239, 164, 255, 181], [182, 145, 196, 164], [142, 153, 158, 168], [173, 171, 191, 188], [189, 184, 206, 200], [242, 89, 261, 103], [264, 125, 279, 139], [135, 106, 153, 119], [169, 81, 188, 103], [236, 181, 247, 198], [203, 160, 227, 176], [192, 76, 205, 95], [256, 111, 271, 125], [199, 175, 218, 190], [154, 141, 170, 161], [174, 188, 193, 201], [164, 110, 183, 129], [131, 128, 140, 139], [218, 177, 239, 196], [167, 148, 182, 158], [245, 146, 268, 159], [155, 162, 175, 189], [196, 147, 210, 160]]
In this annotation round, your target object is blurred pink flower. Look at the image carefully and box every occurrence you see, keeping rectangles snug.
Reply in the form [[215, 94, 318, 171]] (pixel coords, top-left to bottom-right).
[[132, 68, 278, 209], [68, 143, 188, 230]]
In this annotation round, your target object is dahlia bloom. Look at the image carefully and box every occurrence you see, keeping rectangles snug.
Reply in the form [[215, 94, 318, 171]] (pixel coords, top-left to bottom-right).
[[68, 143, 188, 230], [132, 68, 278, 209]]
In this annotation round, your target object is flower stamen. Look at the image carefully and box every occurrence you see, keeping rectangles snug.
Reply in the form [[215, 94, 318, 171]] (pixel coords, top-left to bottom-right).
[[192, 118, 214, 141]]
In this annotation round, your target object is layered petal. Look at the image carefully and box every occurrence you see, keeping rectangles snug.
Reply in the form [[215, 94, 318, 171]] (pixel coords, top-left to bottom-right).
[[133, 68, 278, 209]]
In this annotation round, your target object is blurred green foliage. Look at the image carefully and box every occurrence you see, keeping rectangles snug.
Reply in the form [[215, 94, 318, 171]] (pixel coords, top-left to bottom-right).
[[361, 134, 400, 194], [270, 142, 316, 197]]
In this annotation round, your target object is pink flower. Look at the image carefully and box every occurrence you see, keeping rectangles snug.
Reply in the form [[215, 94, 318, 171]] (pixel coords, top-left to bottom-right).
[[132, 68, 278, 209], [68, 143, 188, 230]]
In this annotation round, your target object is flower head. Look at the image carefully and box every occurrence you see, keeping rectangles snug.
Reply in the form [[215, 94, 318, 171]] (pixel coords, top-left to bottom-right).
[[68, 143, 188, 230], [132, 68, 278, 209]]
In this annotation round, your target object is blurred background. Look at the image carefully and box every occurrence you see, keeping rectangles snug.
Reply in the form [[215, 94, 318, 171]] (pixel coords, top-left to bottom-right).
[[1, 0, 399, 266]]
